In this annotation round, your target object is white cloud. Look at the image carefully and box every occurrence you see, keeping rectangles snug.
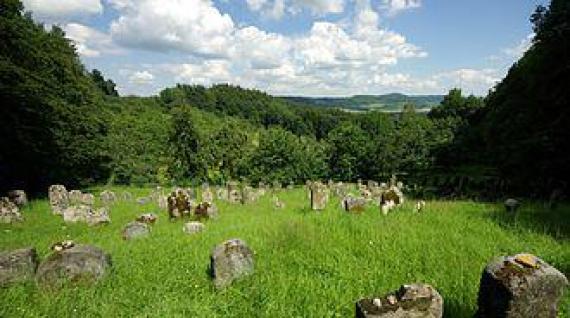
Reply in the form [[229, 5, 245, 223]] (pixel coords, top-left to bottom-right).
[[110, 0, 235, 57], [382, 0, 421, 16], [246, 0, 267, 11], [246, 0, 345, 18], [63, 23, 123, 57], [502, 33, 534, 59], [22, 0, 103, 19], [434, 68, 500, 95], [129, 71, 155, 85]]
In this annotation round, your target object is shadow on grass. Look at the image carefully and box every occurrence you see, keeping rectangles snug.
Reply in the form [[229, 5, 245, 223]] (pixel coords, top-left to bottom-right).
[[481, 202, 570, 242], [443, 297, 474, 318]]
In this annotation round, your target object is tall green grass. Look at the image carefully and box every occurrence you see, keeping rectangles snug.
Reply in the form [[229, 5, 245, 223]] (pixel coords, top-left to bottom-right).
[[1, 187, 568, 317]]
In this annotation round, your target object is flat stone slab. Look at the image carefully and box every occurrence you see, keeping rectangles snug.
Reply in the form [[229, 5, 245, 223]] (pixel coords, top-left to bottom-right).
[[0, 247, 39, 287], [210, 239, 254, 289], [476, 253, 568, 318], [356, 284, 443, 318], [122, 221, 150, 240], [36, 245, 111, 287], [183, 222, 205, 234]]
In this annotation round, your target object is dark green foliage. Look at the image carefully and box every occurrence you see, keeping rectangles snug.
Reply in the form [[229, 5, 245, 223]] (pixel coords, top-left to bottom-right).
[[169, 105, 205, 183], [90, 69, 119, 97], [0, 3, 108, 194], [326, 123, 369, 181]]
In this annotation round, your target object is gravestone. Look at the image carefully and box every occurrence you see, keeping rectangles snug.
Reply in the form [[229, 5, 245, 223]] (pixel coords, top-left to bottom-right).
[[183, 221, 205, 235], [381, 186, 404, 206], [216, 187, 228, 201], [194, 202, 218, 220], [202, 188, 214, 203], [476, 253, 568, 318], [241, 186, 257, 204], [310, 182, 328, 211], [81, 193, 95, 206], [504, 198, 520, 214], [136, 197, 150, 205], [69, 190, 83, 205], [158, 195, 168, 210], [7, 190, 27, 207], [0, 197, 23, 223], [122, 221, 150, 240], [36, 244, 111, 287], [122, 191, 133, 201], [0, 247, 38, 287], [167, 190, 192, 219], [210, 239, 254, 289], [100, 190, 117, 206], [62, 205, 90, 223], [49, 185, 69, 215], [356, 283, 443, 318], [86, 207, 111, 226], [342, 196, 367, 213], [136, 213, 158, 224]]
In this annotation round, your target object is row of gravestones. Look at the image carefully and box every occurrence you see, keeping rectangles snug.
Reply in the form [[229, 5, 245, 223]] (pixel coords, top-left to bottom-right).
[[1, 240, 566, 317]]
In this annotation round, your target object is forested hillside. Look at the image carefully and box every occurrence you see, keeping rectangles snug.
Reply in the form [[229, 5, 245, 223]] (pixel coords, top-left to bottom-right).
[[1, 0, 568, 200], [283, 94, 443, 112]]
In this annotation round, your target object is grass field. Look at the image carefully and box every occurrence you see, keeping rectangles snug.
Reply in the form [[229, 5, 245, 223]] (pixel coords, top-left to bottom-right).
[[1, 187, 569, 317]]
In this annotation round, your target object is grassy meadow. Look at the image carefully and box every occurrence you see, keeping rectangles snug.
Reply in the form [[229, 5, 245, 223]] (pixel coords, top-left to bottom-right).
[[1, 187, 569, 317]]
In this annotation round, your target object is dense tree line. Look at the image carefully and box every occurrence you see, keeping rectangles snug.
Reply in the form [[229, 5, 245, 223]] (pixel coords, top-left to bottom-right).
[[1, 0, 568, 200]]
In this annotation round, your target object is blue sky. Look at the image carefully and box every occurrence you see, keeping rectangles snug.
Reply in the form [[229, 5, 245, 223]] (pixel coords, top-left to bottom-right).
[[22, 0, 548, 96]]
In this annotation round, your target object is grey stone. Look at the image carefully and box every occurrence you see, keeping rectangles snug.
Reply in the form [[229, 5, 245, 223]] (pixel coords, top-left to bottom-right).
[[0, 247, 38, 287], [342, 196, 367, 213], [356, 284, 443, 318], [49, 185, 69, 215], [310, 182, 328, 211], [504, 198, 520, 214], [122, 221, 150, 240], [0, 197, 23, 223], [210, 239, 254, 288], [36, 245, 111, 287], [241, 186, 257, 204], [7, 190, 27, 207], [136, 197, 150, 205], [476, 253, 569, 318], [87, 207, 111, 226], [183, 221, 205, 234], [100, 190, 117, 206], [62, 205, 91, 223]]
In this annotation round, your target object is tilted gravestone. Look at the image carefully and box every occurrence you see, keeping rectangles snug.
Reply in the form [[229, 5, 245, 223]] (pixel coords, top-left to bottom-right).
[[36, 244, 111, 287], [210, 239, 254, 289], [49, 185, 69, 215], [0, 247, 38, 287], [342, 196, 367, 213], [356, 283, 443, 318], [122, 221, 150, 240], [475, 253, 568, 318], [0, 197, 23, 223]]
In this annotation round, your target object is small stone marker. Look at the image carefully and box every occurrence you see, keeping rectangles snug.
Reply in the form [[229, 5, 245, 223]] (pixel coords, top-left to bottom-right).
[[183, 221, 205, 234], [0, 197, 23, 223], [210, 239, 254, 289], [122, 221, 150, 240], [504, 198, 520, 214], [136, 213, 158, 224], [0, 247, 39, 287], [36, 244, 111, 287], [356, 283, 443, 318], [202, 189, 214, 203], [136, 197, 150, 205], [476, 253, 568, 318], [241, 186, 257, 204], [7, 190, 27, 207], [48, 184, 69, 215], [100, 190, 117, 206]]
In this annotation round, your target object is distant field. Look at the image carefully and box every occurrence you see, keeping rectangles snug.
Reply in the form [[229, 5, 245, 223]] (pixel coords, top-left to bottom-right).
[[1, 187, 568, 317]]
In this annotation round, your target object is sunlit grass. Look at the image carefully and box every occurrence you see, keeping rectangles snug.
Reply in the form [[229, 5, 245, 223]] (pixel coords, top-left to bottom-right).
[[1, 187, 568, 317]]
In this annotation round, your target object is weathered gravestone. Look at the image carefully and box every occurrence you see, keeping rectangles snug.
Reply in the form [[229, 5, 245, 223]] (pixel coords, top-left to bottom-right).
[[202, 188, 214, 203], [167, 190, 192, 220], [49, 185, 69, 215], [36, 245, 111, 287], [356, 283, 443, 318], [210, 239, 254, 289], [475, 253, 568, 318], [62, 205, 110, 226], [7, 190, 27, 207], [194, 202, 219, 220], [0, 197, 23, 223], [504, 198, 520, 214], [136, 213, 158, 224], [100, 190, 117, 206], [158, 195, 168, 210], [216, 187, 228, 201], [342, 196, 368, 213], [241, 186, 257, 204], [122, 221, 150, 240], [0, 247, 38, 287], [122, 191, 133, 201], [69, 190, 83, 205], [183, 221, 205, 235], [310, 182, 328, 211]]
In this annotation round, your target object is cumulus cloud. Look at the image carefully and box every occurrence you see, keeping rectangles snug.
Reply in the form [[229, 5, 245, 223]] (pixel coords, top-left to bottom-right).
[[128, 71, 155, 84], [63, 23, 123, 57], [22, 0, 103, 20], [502, 33, 534, 59], [246, 0, 345, 18], [433, 68, 500, 95], [382, 0, 421, 16]]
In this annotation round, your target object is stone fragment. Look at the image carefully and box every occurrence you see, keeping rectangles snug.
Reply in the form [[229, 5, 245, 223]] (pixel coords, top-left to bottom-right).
[[210, 239, 254, 289], [36, 245, 111, 287], [49, 185, 69, 215], [7, 190, 27, 207], [415, 200, 426, 213], [356, 283, 443, 318], [0, 247, 38, 286], [183, 221, 205, 234], [122, 221, 150, 240], [476, 253, 568, 318], [0, 197, 23, 223]]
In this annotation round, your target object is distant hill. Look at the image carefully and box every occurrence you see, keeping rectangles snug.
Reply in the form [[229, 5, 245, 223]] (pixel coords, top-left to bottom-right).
[[282, 93, 444, 112]]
